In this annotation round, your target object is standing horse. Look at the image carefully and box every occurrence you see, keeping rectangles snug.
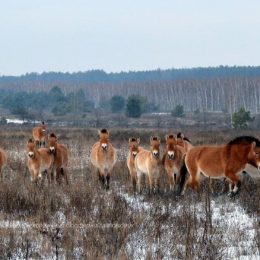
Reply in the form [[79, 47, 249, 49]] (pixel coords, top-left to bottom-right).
[[163, 134, 186, 192], [27, 139, 54, 183], [32, 121, 47, 147], [47, 133, 69, 184], [180, 136, 260, 196], [127, 137, 143, 191], [135, 136, 161, 194], [90, 129, 117, 190], [0, 148, 7, 181], [177, 132, 193, 152]]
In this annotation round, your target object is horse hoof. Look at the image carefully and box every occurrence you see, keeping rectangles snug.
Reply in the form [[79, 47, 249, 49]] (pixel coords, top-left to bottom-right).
[[228, 191, 239, 198]]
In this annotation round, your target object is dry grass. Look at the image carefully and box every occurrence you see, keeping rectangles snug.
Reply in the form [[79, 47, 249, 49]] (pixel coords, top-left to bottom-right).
[[0, 127, 259, 259]]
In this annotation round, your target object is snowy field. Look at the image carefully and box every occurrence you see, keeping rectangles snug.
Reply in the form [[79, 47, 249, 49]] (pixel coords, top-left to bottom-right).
[[0, 127, 259, 259]]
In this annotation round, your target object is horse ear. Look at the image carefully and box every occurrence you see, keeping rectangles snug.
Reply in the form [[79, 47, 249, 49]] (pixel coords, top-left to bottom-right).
[[165, 135, 169, 141], [129, 138, 133, 144], [137, 138, 140, 144], [252, 141, 256, 149]]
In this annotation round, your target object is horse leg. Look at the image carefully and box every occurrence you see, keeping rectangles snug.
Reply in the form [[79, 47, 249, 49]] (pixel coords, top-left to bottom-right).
[[167, 170, 174, 192], [155, 175, 160, 194], [56, 167, 62, 185], [183, 168, 200, 194], [225, 171, 240, 196], [129, 169, 137, 191], [65, 170, 69, 185], [0, 167, 2, 182], [106, 173, 110, 190], [148, 173, 154, 195], [136, 171, 142, 194], [98, 170, 105, 188]]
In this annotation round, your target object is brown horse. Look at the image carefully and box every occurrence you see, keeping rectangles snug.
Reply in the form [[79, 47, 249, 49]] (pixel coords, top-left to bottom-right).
[[90, 129, 117, 189], [180, 136, 260, 196], [177, 132, 193, 152], [135, 136, 161, 194], [32, 121, 47, 147], [127, 137, 143, 191], [47, 133, 69, 184], [163, 134, 186, 192], [27, 139, 54, 183], [0, 148, 7, 181]]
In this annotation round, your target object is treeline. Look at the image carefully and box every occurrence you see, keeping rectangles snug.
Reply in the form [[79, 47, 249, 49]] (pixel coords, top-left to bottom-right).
[[1, 66, 260, 112], [0, 87, 158, 118], [0, 87, 94, 118]]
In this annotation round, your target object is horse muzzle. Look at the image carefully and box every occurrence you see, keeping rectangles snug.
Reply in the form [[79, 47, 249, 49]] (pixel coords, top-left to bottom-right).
[[168, 151, 175, 160], [28, 152, 34, 158], [101, 144, 108, 151], [153, 151, 159, 158], [132, 152, 138, 157], [49, 147, 55, 153]]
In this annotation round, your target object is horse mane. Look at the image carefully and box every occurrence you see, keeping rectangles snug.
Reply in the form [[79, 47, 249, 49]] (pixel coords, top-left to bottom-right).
[[50, 133, 57, 138], [228, 136, 260, 147], [130, 137, 137, 142], [168, 134, 175, 139], [152, 136, 158, 141], [177, 132, 191, 143], [42, 121, 45, 125], [100, 129, 108, 134], [28, 138, 34, 143]]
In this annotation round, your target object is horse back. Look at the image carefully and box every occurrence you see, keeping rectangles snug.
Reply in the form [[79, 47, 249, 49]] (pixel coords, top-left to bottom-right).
[[38, 148, 54, 168], [91, 142, 117, 169], [57, 144, 69, 167], [186, 145, 228, 177], [32, 127, 44, 140]]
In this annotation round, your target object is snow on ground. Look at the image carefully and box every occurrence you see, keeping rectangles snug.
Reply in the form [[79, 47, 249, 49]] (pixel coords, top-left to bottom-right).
[[118, 188, 259, 259]]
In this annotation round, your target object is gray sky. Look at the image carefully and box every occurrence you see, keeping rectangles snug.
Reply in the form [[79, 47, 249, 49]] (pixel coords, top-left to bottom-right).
[[1, 0, 260, 76]]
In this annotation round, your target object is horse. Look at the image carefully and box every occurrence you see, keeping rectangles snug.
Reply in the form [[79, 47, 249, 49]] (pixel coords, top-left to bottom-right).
[[47, 133, 69, 185], [135, 136, 161, 194], [127, 137, 143, 191], [32, 121, 47, 147], [177, 132, 193, 152], [90, 129, 117, 190], [180, 136, 260, 196], [162, 134, 186, 192], [0, 148, 7, 181], [26, 139, 54, 183]]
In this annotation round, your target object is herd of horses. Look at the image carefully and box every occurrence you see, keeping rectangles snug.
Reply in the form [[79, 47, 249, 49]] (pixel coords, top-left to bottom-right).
[[0, 122, 260, 197]]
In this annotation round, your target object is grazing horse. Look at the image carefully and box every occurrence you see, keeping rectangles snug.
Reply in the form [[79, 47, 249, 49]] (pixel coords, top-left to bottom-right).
[[0, 148, 7, 181], [32, 121, 47, 147], [47, 133, 69, 185], [180, 136, 260, 196], [90, 129, 117, 190], [26, 139, 54, 183], [135, 136, 161, 194], [177, 132, 193, 152], [127, 137, 143, 191], [163, 134, 186, 192]]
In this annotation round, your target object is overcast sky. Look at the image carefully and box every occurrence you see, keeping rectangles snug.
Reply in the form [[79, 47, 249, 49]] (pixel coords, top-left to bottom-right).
[[1, 0, 260, 75]]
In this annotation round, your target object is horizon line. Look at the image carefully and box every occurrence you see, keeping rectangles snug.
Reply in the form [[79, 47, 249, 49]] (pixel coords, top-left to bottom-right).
[[1, 64, 260, 78]]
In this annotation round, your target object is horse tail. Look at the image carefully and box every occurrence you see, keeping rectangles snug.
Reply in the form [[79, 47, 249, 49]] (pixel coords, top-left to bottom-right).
[[178, 158, 188, 195]]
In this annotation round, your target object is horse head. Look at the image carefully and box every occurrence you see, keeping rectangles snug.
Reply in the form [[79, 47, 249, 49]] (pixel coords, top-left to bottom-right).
[[150, 136, 160, 158], [165, 134, 177, 160], [129, 137, 140, 158], [99, 129, 109, 151]]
